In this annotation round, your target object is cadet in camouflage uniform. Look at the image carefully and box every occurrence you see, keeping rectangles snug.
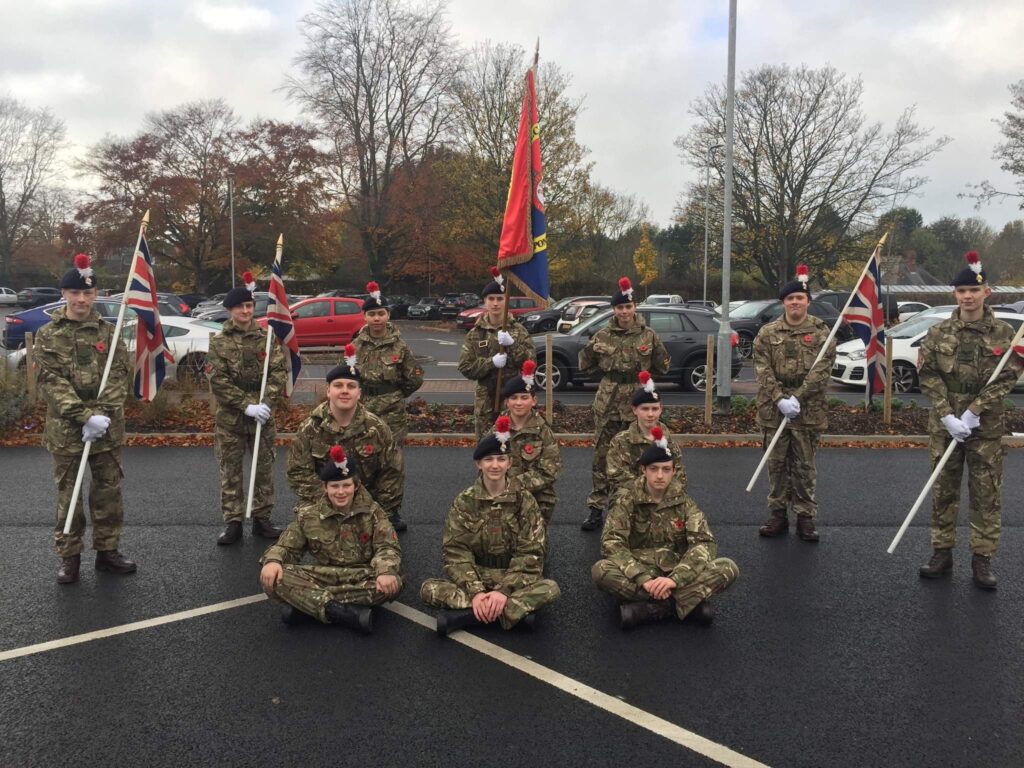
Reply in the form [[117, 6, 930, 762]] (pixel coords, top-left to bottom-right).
[[605, 371, 686, 492], [489, 360, 563, 524], [579, 277, 670, 531], [287, 358, 407, 530], [260, 445, 401, 633], [753, 266, 836, 542], [352, 281, 423, 441], [917, 252, 1024, 588], [208, 274, 286, 545], [458, 268, 535, 438], [592, 439, 738, 629], [421, 418, 560, 635], [37, 254, 136, 584]]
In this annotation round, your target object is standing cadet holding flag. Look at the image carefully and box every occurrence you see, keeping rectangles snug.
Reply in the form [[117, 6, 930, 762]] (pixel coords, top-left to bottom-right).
[[208, 271, 286, 545]]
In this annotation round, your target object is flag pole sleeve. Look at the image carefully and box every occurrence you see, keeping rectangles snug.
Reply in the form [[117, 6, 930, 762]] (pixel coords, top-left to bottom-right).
[[63, 211, 149, 536], [888, 322, 1024, 553]]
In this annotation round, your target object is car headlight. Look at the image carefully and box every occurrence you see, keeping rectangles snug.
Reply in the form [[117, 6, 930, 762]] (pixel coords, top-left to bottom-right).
[[847, 349, 866, 361], [525, 314, 541, 321]]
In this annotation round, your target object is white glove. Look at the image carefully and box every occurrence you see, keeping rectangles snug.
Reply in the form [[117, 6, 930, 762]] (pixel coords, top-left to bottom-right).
[[245, 403, 272, 425], [777, 397, 799, 420], [492, 353, 507, 369], [81, 414, 111, 443], [786, 395, 801, 416], [960, 409, 981, 431], [941, 414, 971, 443], [496, 330, 515, 347]]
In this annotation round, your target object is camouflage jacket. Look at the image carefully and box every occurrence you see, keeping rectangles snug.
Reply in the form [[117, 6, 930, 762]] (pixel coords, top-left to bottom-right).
[[261, 486, 401, 576], [352, 322, 423, 410], [579, 316, 670, 422], [919, 306, 1023, 439], [439, 478, 546, 596], [35, 307, 130, 455], [601, 475, 718, 588], [457, 314, 535, 393], [605, 420, 686, 492], [286, 402, 404, 513], [491, 410, 562, 511], [752, 314, 836, 430], [207, 319, 286, 431]]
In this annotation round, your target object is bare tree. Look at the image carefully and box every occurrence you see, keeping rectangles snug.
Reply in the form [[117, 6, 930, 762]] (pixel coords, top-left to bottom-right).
[[0, 96, 66, 282], [966, 80, 1024, 209], [677, 64, 950, 289], [284, 0, 462, 281]]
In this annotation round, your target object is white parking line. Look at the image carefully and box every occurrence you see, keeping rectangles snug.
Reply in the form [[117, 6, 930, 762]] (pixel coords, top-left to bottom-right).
[[426, 338, 458, 346], [437, 362, 458, 367]]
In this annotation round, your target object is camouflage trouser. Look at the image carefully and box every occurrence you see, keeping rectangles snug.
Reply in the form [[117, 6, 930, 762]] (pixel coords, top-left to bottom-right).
[[764, 428, 820, 517], [473, 381, 501, 438], [537, 501, 556, 526], [930, 433, 1005, 556], [363, 394, 409, 442], [271, 564, 403, 623], [52, 448, 124, 558], [420, 570, 561, 629], [591, 557, 739, 620], [587, 418, 631, 510], [215, 423, 276, 522]]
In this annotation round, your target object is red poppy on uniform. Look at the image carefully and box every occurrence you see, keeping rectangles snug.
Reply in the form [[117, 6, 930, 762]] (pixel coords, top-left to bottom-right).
[[524, 444, 534, 454], [992, 346, 1003, 356], [391, 355, 400, 363], [803, 334, 813, 343], [95, 341, 106, 353], [673, 519, 684, 530], [364, 444, 374, 455], [205, 363, 214, 374], [359, 532, 370, 543], [639, 345, 649, 352], [258, 350, 266, 359]]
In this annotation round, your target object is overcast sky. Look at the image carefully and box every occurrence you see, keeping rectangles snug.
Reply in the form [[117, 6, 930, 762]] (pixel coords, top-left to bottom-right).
[[2, 0, 1022, 231]]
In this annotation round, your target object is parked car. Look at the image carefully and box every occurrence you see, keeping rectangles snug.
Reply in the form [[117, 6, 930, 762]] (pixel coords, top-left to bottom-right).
[[684, 299, 720, 310], [439, 292, 481, 319], [385, 294, 416, 319], [179, 293, 208, 310], [642, 294, 684, 306], [0, 287, 18, 306], [557, 299, 611, 333], [192, 294, 227, 315], [725, 298, 854, 360], [896, 301, 931, 323], [258, 296, 364, 348], [192, 293, 271, 323], [815, 290, 899, 324], [533, 305, 743, 393], [16, 287, 61, 307], [456, 296, 545, 330], [407, 296, 443, 320], [832, 310, 1024, 393], [519, 295, 603, 334]]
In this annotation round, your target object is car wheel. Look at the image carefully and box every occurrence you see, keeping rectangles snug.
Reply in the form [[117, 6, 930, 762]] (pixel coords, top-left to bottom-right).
[[178, 352, 209, 383], [736, 331, 754, 360], [682, 359, 710, 392], [891, 362, 918, 393], [535, 356, 568, 391], [538, 318, 557, 332]]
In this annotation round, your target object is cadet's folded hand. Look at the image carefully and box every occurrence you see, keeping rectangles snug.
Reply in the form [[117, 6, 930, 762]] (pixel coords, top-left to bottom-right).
[[777, 397, 799, 420], [642, 576, 676, 601], [960, 409, 981, 431], [375, 574, 400, 600], [491, 352, 507, 369], [245, 403, 272, 425], [81, 414, 111, 442], [787, 395, 801, 415], [940, 414, 971, 442], [259, 562, 283, 595], [496, 330, 515, 347]]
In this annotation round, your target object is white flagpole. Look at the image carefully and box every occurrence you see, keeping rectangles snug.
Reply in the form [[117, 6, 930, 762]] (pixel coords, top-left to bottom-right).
[[746, 234, 887, 493], [888, 322, 1024, 553], [244, 234, 283, 520], [63, 211, 150, 535]]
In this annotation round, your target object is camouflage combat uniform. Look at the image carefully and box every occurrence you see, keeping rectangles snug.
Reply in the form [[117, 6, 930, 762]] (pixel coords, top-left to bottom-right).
[[491, 411, 563, 524], [287, 402, 404, 517], [35, 307, 131, 557], [579, 317, 669, 511], [592, 475, 738, 619], [261, 486, 402, 623], [458, 315, 535, 437], [918, 307, 1022, 555], [752, 314, 836, 518], [606, 420, 687, 493], [420, 479, 560, 628], [207, 319, 286, 523], [353, 322, 424, 441]]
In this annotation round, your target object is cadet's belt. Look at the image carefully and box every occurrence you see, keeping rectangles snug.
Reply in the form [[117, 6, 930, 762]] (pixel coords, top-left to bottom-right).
[[942, 378, 983, 395], [602, 372, 635, 384], [363, 382, 401, 396], [477, 554, 511, 569], [776, 377, 804, 389]]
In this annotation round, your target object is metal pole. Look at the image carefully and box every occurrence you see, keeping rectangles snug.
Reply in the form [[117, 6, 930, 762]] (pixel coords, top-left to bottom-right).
[[715, 0, 737, 413], [703, 144, 723, 306], [228, 172, 236, 288]]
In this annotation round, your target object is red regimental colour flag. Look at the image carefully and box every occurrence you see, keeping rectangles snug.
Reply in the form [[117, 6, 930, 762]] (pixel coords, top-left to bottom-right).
[[842, 248, 887, 395], [126, 233, 173, 401], [267, 256, 301, 396]]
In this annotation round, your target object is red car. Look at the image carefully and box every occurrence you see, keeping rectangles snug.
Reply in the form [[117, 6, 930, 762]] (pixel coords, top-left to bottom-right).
[[258, 296, 364, 347], [456, 296, 545, 330]]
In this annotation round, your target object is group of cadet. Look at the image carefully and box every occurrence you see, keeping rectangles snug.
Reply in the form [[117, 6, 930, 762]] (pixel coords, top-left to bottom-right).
[[36, 248, 1021, 635]]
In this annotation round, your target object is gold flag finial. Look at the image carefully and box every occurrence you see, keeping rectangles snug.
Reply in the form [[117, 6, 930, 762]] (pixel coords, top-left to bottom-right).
[[277, 233, 283, 247], [141, 209, 150, 226]]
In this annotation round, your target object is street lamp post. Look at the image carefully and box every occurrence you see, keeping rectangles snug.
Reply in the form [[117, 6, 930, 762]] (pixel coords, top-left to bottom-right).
[[227, 171, 236, 288], [703, 144, 724, 305], [716, 0, 738, 413]]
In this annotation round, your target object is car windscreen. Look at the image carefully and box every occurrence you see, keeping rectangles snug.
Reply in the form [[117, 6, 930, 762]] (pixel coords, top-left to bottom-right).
[[730, 299, 774, 319], [889, 314, 944, 338]]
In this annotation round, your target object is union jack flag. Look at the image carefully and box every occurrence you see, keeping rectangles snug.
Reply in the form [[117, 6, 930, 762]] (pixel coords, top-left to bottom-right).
[[842, 247, 887, 396], [126, 232, 173, 401], [267, 254, 301, 396]]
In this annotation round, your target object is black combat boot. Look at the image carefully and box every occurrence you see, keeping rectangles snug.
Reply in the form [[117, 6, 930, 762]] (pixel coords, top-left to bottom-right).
[[280, 605, 312, 626], [95, 550, 137, 574], [57, 554, 80, 584], [217, 521, 243, 545], [758, 510, 788, 537], [519, 613, 536, 632], [325, 602, 373, 634], [619, 600, 674, 630], [918, 548, 953, 579], [796, 515, 819, 542], [580, 508, 603, 531], [436, 608, 479, 637], [684, 600, 715, 626], [971, 554, 997, 590], [252, 517, 284, 539], [389, 511, 408, 533]]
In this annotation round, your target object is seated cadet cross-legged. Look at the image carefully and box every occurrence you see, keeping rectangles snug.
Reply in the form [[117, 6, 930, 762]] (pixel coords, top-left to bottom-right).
[[592, 434, 738, 630], [420, 417, 560, 636], [259, 445, 403, 634]]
